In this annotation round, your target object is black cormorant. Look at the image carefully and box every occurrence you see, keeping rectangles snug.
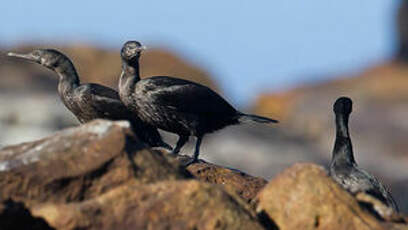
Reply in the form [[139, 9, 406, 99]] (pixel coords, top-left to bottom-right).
[[329, 97, 398, 211], [8, 49, 171, 150], [118, 41, 278, 162]]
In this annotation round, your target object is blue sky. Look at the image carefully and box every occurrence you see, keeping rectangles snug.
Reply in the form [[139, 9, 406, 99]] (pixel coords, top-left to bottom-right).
[[0, 0, 400, 106]]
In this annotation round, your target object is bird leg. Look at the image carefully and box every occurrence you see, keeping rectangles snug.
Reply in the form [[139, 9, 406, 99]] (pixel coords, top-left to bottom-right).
[[171, 135, 189, 155], [192, 135, 203, 162], [183, 135, 203, 167], [157, 141, 173, 151]]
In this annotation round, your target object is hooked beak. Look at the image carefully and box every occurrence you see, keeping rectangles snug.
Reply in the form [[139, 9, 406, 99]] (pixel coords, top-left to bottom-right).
[[133, 45, 147, 53], [7, 52, 40, 63], [128, 46, 147, 60], [139, 45, 147, 52]]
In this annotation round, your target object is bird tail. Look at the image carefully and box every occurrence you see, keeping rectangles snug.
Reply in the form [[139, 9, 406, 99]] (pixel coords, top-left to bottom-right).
[[237, 113, 279, 124]]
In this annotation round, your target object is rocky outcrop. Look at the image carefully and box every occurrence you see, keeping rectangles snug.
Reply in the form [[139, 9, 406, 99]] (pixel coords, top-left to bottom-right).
[[183, 156, 268, 203], [0, 120, 189, 207], [256, 163, 407, 230], [31, 181, 265, 230], [0, 120, 268, 230], [1, 120, 407, 229]]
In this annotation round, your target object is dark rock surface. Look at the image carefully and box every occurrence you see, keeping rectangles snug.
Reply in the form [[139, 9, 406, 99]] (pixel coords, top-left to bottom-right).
[[0, 199, 54, 230]]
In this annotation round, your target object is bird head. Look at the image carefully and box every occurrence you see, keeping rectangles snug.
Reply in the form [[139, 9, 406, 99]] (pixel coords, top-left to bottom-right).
[[8, 49, 68, 70], [120, 41, 146, 62], [333, 97, 353, 115]]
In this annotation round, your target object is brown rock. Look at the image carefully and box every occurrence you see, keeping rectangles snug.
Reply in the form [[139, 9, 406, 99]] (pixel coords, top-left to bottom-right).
[[32, 180, 265, 230], [181, 156, 268, 203], [0, 120, 272, 229], [0, 119, 189, 207], [256, 163, 408, 230]]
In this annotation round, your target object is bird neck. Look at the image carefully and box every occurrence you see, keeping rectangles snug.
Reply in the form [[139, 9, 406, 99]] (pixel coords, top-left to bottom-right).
[[54, 59, 80, 96], [119, 59, 141, 98], [331, 113, 356, 167]]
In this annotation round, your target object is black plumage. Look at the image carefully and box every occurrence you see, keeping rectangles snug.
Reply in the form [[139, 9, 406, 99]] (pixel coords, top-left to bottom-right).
[[8, 49, 171, 150], [329, 97, 398, 211], [118, 41, 278, 162]]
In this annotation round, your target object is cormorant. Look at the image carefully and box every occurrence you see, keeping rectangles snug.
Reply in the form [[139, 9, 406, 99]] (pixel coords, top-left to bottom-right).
[[329, 97, 398, 211], [118, 41, 278, 163], [8, 49, 171, 150]]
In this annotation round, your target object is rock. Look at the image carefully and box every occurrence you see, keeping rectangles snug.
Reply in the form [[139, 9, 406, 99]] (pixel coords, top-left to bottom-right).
[[0, 119, 274, 229], [256, 163, 408, 230], [179, 155, 268, 203], [0, 119, 189, 207], [0, 199, 54, 230], [32, 180, 265, 230], [4, 119, 405, 229]]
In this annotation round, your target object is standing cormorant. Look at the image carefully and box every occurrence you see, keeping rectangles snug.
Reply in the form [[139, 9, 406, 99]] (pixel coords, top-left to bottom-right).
[[329, 97, 398, 211], [118, 41, 278, 163], [8, 49, 171, 150]]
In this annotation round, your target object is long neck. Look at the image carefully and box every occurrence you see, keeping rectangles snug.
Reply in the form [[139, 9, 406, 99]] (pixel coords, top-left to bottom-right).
[[119, 58, 141, 99], [54, 59, 80, 96], [331, 113, 356, 166]]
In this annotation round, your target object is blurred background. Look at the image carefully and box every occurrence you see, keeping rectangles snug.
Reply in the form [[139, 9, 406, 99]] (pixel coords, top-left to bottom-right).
[[1, 0, 408, 212]]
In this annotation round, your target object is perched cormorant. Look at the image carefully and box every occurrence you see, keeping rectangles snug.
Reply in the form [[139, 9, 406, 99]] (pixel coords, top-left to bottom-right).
[[8, 49, 171, 150], [329, 97, 398, 211], [118, 41, 278, 162]]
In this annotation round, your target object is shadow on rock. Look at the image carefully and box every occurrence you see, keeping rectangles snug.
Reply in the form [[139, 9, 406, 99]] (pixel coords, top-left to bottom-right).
[[0, 199, 54, 230]]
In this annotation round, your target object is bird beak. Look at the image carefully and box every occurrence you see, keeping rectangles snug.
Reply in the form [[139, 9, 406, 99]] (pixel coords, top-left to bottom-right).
[[7, 52, 40, 63], [137, 45, 147, 52], [127, 46, 146, 60]]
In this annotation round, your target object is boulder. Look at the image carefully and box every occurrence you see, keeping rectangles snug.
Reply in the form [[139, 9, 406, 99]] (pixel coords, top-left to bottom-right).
[[0, 120, 189, 207], [256, 163, 407, 230], [0, 119, 272, 229], [32, 180, 265, 230], [182, 156, 268, 203]]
